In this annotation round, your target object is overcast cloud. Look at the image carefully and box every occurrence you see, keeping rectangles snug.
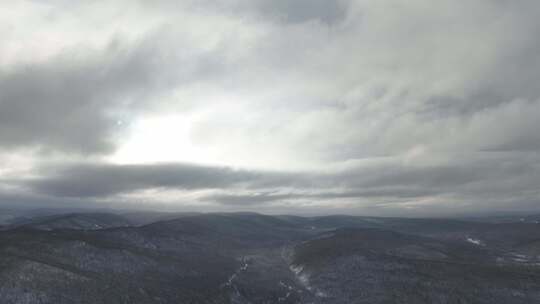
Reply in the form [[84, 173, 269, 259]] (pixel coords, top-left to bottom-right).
[[0, 0, 539, 216]]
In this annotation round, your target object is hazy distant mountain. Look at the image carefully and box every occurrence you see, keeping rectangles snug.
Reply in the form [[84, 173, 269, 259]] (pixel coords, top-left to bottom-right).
[[120, 211, 204, 226], [0, 212, 539, 303], [13, 213, 133, 231]]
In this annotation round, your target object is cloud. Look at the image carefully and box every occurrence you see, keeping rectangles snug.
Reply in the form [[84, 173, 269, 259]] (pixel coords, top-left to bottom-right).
[[11, 151, 538, 215], [0, 41, 154, 154], [1, 1, 540, 215], [254, 0, 349, 24], [0, 2, 239, 155], [25, 162, 266, 197], [204, 188, 441, 206], [153, 0, 350, 24]]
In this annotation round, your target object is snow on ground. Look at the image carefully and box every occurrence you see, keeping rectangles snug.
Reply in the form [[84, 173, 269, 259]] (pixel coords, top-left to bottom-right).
[[289, 264, 328, 298], [222, 257, 250, 302], [466, 237, 484, 246], [277, 281, 296, 302]]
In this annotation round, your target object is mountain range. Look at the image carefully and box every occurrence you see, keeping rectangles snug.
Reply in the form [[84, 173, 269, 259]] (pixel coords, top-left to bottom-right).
[[0, 211, 539, 303]]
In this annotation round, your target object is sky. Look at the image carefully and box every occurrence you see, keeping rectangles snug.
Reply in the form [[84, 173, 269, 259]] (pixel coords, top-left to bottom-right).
[[1, 0, 540, 216]]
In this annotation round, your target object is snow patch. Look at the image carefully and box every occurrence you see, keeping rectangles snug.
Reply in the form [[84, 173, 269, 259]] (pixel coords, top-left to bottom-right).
[[289, 264, 328, 298], [278, 281, 298, 302], [466, 237, 484, 246]]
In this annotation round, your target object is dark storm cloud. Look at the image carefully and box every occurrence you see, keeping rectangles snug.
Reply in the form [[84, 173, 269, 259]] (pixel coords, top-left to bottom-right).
[[0, 191, 100, 211], [167, 0, 349, 25], [203, 154, 540, 210], [20, 153, 540, 210], [205, 188, 441, 206], [0, 41, 156, 154], [21, 161, 455, 201], [255, 0, 349, 24], [27, 163, 266, 197]]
